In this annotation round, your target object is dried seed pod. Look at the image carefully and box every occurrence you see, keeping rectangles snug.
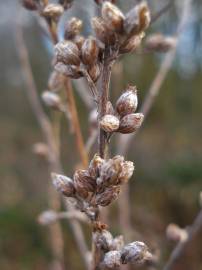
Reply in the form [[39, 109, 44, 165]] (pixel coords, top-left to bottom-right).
[[101, 2, 125, 33], [74, 170, 96, 198], [87, 63, 101, 82], [124, 2, 150, 36], [42, 4, 64, 20], [81, 37, 99, 66], [73, 35, 85, 50], [118, 113, 144, 134], [52, 173, 75, 197], [145, 34, 177, 52], [64, 17, 83, 40], [54, 62, 83, 79], [96, 185, 121, 206], [100, 114, 120, 132], [121, 241, 149, 264], [118, 161, 134, 184], [103, 250, 121, 268], [55, 41, 80, 66], [91, 17, 117, 45], [88, 154, 104, 178], [32, 142, 49, 158], [166, 224, 188, 242], [38, 210, 58, 225], [48, 70, 65, 91], [22, 0, 38, 10], [116, 86, 138, 117], [120, 32, 145, 54], [94, 230, 113, 251], [41, 91, 62, 110]]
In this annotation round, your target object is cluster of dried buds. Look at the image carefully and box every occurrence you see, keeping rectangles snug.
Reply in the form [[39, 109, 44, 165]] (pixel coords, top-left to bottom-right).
[[52, 154, 134, 214], [100, 85, 144, 134]]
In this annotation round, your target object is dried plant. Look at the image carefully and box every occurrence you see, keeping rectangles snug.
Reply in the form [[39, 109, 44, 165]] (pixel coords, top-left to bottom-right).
[[17, 0, 202, 270]]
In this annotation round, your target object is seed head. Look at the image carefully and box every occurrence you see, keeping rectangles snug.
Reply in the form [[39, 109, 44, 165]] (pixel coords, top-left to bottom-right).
[[96, 185, 121, 206], [55, 40, 80, 66], [116, 86, 138, 117], [52, 173, 75, 197], [64, 17, 83, 40], [118, 161, 134, 184], [100, 114, 120, 132], [81, 37, 99, 66], [120, 32, 145, 54], [74, 170, 96, 198], [41, 91, 62, 110], [145, 34, 177, 52], [121, 241, 149, 264], [87, 63, 101, 82], [118, 113, 144, 134], [88, 154, 104, 178], [42, 4, 64, 21], [54, 62, 82, 79], [94, 230, 113, 251], [102, 2, 125, 33], [103, 250, 121, 268]]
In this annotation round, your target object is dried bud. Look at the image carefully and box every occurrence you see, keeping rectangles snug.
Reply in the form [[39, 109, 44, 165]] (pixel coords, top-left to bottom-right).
[[42, 4, 64, 20], [124, 2, 150, 36], [38, 210, 58, 225], [121, 241, 149, 264], [120, 32, 145, 54], [111, 235, 124, 251], [145, 34, 177, 52], [64, 17, 83, 40], [74, 170, 96, 198], [89, 109, 98, 128], [118, 161, 134, 184], [103, 250, 121, 268], [52, 173, 75, 197], [48, 71, 65, 91], [91, 17, 117, 45], [116, 86, 138, 117], [32, 142, 49, 158], [81, 37, 99, 66], [94, 230, 113, 251], [89, 154, 104, 178], [55, 41, 80, 66], [73, 35, 85, 49], [54, 62, 82, 79], [41, 91, 62, 110], [100, 114, 120, 132], [96, 185, 121, 206], [166, 224, 188, 242], [87, 63, 101, 82], [118, 113, 144, 134], [101, 2, 125, 33], [22, 0, 37, 10]]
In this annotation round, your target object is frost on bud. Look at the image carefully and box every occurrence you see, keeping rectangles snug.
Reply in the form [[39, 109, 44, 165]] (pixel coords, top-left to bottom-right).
[[94, 230, 113, 251], [120, 32, 145, 54], [87, 63, 101, 82], [118, 161, 134, 184], [124, 2, 150, 36], [22, 0, 37, 10], [55, 41, 80, 66], [103, 250, 121, 268], [121, 241, 149, 264], [89, 154, 104, 179], [100, 114, 120, 132], [54, 62, 82, 79], [118, 113, 144, 134], [101, 2, 125, 33], [64, 17, 83, 40], [48, 71, 65, 91], [96, 185, 121, 206], [38, 210, 58, 225], [81, 37, 99, 66], [42, 4, 64, 21], [41, 91, 62, 110], [145, 34, 177, 53], [32, 142, 49, 158], [116, 86, 138, 117], [166, 223, 188, 242], [52, 173, 75, 197], [74, 170, 96, 198]]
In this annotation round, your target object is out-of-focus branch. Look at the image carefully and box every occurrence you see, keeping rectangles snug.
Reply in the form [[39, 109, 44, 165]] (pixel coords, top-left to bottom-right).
[[163, 210, 202, 270], [151, 0, 174, 25]]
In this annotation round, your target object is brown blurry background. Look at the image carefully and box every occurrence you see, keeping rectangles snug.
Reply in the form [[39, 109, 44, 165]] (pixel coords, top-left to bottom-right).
[[0, 0, 202, 269]]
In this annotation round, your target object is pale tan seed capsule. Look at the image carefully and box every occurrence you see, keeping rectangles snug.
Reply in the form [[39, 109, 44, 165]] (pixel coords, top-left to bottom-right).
[[166, 224, 188, 242], [38, 210, 58, 225], [100, 114, 120, 132], [54, 62, 83, 79], [88, 154, 104, 178], [118, 113, 144, 134], [41, 91, 62, 110], [42, 4, 64, 20], [96, 185, 121, 206], [94, 230, 113, 251], [116, 86, 138, 117], [22, 0, 37, 10], [81, 37, 99, 66], [64, 17, 83, 40], [103, 250, 121, 268], [124, 2, 150, 36], [120, 32, 145, 54], [101, 2, 125, 33], [145, 34, 177, 52], [121, 241, 148, 264], [74, 170, 96, 198], [51, 173, 75, 197], [55, 41, 80, 66], [87, 63, 101, 82], [73, 35, 85, 50], [118, 161, 134, 184]]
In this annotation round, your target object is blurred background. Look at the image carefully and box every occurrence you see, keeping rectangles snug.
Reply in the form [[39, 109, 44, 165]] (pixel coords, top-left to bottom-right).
[[0, 0, 202, 269]]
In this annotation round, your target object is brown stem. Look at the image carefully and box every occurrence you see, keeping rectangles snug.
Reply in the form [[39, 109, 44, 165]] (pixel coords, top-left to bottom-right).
[[65, 78, 89, 168]]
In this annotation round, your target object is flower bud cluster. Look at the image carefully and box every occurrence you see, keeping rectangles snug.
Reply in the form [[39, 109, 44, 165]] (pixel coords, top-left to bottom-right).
[[100, 85, 144, 134], [52, 154, 134, 210]]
